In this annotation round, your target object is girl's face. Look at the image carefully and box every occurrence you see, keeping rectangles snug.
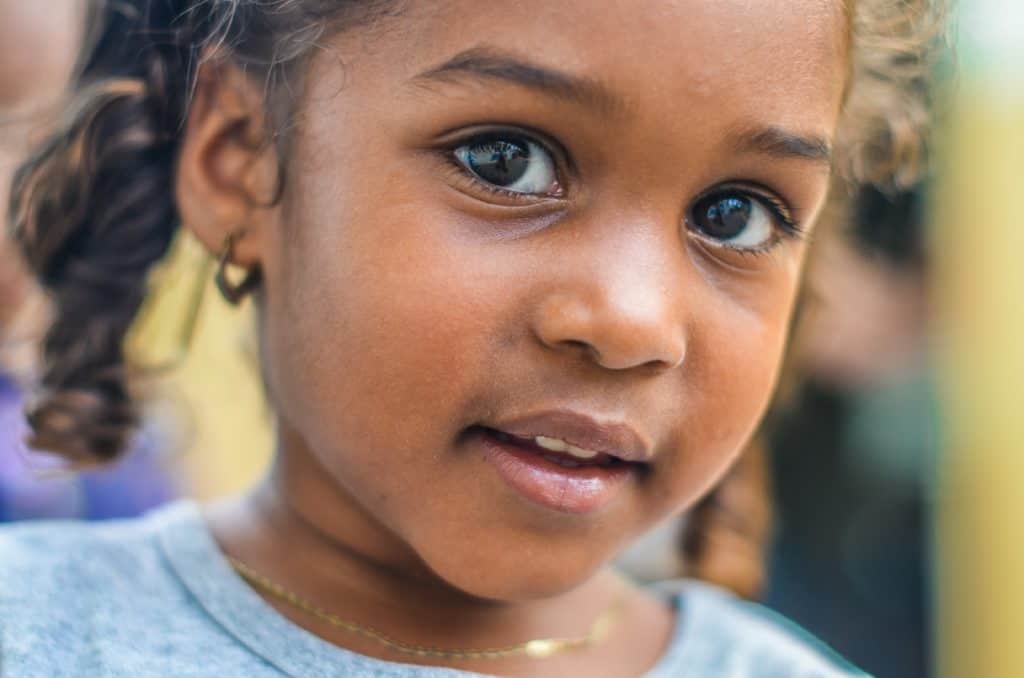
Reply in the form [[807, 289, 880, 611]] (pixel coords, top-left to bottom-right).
[[251, 0, 846, 599]]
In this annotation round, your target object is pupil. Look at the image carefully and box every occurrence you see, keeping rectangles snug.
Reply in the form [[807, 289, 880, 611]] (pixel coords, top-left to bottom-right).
[[467, 140, 530, 186], [702, 196, 751, 239]]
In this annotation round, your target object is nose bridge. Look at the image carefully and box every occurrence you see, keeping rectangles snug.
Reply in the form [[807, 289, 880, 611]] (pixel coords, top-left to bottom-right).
[[533, 217, 690, 371]]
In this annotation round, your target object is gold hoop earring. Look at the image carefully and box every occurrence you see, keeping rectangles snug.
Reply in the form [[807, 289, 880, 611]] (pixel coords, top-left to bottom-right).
[[215, 229, 262, 305]]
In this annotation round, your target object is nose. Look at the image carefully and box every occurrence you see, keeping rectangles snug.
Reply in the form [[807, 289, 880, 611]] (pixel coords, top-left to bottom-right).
[[531, 241, 689, 372]]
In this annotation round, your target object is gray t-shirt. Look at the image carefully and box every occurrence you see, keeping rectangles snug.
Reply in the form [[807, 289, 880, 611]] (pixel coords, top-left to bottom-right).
[[0, 501, 866, 677]]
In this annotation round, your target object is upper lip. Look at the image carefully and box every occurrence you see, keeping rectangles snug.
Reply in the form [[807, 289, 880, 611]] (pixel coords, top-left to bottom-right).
[[487, 410, 653, 463]]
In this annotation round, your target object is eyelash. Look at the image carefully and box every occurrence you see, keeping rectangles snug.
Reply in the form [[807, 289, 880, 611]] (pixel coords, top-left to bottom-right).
[[439, 130, 805, 255]]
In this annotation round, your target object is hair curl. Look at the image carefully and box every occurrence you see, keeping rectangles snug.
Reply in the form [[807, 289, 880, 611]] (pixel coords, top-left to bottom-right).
[[7, 0, 371, 462], [839, 0, 947, 190]]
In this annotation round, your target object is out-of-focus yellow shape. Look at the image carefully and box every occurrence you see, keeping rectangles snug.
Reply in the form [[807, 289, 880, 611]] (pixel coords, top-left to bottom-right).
[[933, 3, 1024, 676], [127, 230, 273, 499]]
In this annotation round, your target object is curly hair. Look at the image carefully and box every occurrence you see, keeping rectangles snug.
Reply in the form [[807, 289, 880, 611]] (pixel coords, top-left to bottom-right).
[[7, 0, 947, 594], [7, 0, 387, 462], [841, 0, 947, 190]]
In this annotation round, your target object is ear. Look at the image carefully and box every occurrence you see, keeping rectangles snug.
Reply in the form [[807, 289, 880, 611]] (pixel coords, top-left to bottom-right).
[[175, 58, 281, 268]]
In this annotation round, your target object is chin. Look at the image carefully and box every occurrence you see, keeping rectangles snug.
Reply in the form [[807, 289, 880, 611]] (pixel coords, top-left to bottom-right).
[[413, 532, 614, 602], [442, 566, 601, 603]]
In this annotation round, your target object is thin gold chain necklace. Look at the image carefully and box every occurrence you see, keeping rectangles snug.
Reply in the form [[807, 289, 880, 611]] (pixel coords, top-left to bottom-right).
[[228, 556, 625, 660]]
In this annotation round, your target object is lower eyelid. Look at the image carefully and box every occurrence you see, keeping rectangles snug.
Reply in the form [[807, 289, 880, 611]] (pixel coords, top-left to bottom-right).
[[439, 154, 559, 205], [724, 240, 781, 257], [689, 237, 775, 275], [688, 229, 778, 256]]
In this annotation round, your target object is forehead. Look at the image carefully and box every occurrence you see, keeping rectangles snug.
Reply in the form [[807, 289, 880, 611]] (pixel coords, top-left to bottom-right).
[[388, 0, 848, 134]]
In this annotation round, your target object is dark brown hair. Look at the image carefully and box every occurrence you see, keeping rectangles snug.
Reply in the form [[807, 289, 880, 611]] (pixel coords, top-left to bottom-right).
[[7, 0, 383, 461], [6, 0, 946, 595]]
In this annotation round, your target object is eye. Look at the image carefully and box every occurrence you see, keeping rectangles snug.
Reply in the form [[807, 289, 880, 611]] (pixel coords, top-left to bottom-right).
[[453, 135, 560, 196], [688, 191, 792, 251]]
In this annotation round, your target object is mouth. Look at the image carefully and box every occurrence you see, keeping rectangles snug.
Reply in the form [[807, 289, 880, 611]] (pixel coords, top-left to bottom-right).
[[466, 413, 651, 515], [480, 428, 630, 468]]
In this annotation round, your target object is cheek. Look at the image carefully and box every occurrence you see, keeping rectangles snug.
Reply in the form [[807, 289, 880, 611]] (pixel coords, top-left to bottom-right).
[[260, 185, 503, 472], [705, 309, 789, 440], [653, 265, 802, 510]]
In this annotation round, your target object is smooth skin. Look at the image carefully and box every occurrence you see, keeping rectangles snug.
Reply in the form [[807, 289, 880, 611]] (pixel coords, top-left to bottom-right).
[[178, 1, 848, 675]]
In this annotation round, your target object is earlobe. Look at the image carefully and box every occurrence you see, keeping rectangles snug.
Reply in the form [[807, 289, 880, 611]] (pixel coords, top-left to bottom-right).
[[174, 58, 280, 269]]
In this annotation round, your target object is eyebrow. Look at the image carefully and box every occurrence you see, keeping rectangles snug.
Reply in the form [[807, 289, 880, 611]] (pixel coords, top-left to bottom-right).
[[729, 125, 833, 166], [413, 47, 833, 167], [411, 46, 625, 117]]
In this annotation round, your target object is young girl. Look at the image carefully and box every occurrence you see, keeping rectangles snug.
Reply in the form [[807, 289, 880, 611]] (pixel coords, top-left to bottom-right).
[[0, 0, 941, 675]]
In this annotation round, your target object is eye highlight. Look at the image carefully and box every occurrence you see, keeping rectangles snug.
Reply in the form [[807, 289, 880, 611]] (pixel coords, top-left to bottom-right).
[[687, 188, 801, 253], [452, 133, 562, 198]]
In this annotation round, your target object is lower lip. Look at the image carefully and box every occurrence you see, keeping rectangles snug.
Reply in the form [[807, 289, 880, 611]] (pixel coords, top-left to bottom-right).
[[474, 430, 635, 514]]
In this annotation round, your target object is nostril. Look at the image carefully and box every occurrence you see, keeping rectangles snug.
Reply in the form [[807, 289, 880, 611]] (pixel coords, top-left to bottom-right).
[[547, 330, 685, 372], [532, 292, 686, 371], [561, 339, 602, 363]]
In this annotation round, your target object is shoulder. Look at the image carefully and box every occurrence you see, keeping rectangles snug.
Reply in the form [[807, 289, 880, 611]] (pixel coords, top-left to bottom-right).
[[0, 502, 201, 666], [0, 501, 186, 587], [652, 580, 870, 678]]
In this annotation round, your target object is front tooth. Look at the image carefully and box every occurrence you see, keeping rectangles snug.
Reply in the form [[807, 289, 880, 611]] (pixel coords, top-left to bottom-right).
[[566, 444, 599, 460], [535, 436, 601, 460], [535, 436, 568, 452]]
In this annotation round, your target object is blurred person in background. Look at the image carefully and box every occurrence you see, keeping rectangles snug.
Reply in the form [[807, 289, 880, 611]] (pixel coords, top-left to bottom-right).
[[765, 183, 936, 678], [0, 0, 177, 520]]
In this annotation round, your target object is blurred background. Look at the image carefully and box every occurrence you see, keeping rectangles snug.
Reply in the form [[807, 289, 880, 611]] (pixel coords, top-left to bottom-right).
[[0, 2, 1021, 677]]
